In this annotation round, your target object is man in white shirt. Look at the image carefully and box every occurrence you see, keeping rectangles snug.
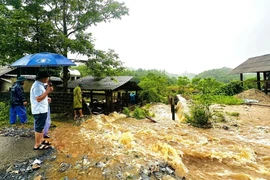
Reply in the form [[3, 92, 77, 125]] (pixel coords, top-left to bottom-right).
[[30, 71, 53, 150]]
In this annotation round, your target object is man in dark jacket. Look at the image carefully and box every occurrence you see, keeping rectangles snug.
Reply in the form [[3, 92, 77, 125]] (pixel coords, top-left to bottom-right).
[[9, 76, 28, 124]]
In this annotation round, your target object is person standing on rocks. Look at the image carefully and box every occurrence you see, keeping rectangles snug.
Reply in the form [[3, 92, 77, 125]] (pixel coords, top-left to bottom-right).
[[43, 79, 53, 139], [9, 76, 28, 124], [73, 83, 84, 120], [30, 71, 53, 150]]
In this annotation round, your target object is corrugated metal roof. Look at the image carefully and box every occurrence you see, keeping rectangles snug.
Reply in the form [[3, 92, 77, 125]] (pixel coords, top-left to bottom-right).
[[5, 74, 62, 82], [0, 66, 16, 76], [230, 54, 270, 74], [66, 76, 139, 91]]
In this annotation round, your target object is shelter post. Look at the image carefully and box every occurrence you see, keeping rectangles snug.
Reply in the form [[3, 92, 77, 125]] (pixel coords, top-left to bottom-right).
[[240, 73, 243, 87], [90, 91, 93, 107], [263, 72, 267, 94], [63, 66, 68, 92], [16, 67, 21, 78], [257, 72, 261, 90]]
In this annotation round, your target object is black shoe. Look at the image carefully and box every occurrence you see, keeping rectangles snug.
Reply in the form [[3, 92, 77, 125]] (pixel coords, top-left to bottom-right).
[[44, 135, 50, 138]]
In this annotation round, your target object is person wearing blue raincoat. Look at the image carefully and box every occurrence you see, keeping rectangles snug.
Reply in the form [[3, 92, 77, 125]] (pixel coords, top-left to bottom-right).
[[9, 76, 28, 124]]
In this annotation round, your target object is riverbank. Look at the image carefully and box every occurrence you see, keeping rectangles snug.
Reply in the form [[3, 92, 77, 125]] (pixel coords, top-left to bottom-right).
[[1, 96, 270, 179]]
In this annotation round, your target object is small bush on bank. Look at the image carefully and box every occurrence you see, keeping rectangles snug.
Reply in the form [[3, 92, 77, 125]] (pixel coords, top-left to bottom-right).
[[185, 104, 211, 128], [0, 101, 34, 127], [0, 101, 9, 126], [124, 105, 155, 120], [122, 107, 130, 117], [133, 106, 146, 119], [212, 111, 226, 122], [226, 111, 240, 117]]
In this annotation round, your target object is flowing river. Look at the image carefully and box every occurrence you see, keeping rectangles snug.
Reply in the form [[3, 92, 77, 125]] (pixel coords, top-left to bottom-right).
[[47, 103, 270, 180]]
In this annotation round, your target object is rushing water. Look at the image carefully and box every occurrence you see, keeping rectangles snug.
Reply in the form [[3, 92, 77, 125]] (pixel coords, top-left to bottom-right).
[[47, 103, 270, 180]]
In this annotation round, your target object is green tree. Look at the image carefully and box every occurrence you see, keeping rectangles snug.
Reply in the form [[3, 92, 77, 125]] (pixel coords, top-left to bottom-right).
[[197, 77, 223, 94], [138, 73, 170, 103], [70, 64, 92, 77], [44, 0, 128, 89], [177, 76, 190, 92], [0, 0, 129, 90], [86, 49, 125, 80], [0, 3, 33, 65]]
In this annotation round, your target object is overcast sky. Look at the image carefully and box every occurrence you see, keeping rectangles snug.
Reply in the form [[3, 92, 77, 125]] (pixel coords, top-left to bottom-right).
[[74, 0, 270, 74]]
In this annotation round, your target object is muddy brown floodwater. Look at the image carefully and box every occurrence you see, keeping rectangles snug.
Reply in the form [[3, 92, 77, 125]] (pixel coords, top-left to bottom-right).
[[47, 103, 270, 180]]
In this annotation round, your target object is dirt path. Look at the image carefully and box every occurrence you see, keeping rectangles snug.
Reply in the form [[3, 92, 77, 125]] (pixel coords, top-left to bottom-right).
[[0, 137, 44, 170]]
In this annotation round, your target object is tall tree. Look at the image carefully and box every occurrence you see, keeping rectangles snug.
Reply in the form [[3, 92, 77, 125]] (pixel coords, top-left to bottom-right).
[[44, 0, 128, 90], [139, 73, 170, 103], [86, 49, 125, 80], [0, 0, 129, 90]]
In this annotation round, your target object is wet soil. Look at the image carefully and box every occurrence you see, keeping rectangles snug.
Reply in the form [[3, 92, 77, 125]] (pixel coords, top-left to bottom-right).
[[0, 90, 269, 179], [0, 137, 44, 170]]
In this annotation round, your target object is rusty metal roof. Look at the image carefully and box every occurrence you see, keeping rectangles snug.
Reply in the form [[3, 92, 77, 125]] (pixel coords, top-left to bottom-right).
[[230, 54, 270, 74], [66, 76, 141, 91], [0, 66, 16, 76], [5, 74, 62, 82]]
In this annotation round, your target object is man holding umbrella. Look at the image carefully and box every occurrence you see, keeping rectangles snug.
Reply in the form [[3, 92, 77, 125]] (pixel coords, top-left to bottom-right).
[[30, 71, 53, 150], [9, 76, 28, 124]]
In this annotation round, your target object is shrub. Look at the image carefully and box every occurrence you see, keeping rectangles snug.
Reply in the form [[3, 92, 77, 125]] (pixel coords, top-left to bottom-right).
[[122, 107, 130, 117], [133, 106, 146, 119], [215, 81, 244, 96], [212, 111, 226, 122], [0, 101, 10, 126], [226, 111, 240, 117], [186, 104, 211, 128], [0, 101, 34, 127]]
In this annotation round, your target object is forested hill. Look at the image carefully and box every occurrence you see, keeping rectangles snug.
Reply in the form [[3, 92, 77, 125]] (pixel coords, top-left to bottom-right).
[[194, 67, 239, 83]]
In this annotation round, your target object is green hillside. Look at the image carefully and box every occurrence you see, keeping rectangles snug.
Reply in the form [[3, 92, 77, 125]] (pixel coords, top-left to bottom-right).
[[195, 67, 239, 83]]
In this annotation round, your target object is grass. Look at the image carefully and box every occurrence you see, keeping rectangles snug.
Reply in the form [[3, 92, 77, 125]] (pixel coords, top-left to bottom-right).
[[226, 111, 240, 117], [193, 94, 244, 105], [0, 100, 75, 129]]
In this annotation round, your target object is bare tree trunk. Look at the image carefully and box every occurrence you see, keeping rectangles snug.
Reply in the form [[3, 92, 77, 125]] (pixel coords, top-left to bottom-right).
[[62, 0, 68, 92]]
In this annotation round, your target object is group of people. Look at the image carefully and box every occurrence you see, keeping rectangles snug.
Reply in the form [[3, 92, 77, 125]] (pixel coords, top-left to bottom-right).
[[10, 71, 53, 150], [9, 70, 84, 150]]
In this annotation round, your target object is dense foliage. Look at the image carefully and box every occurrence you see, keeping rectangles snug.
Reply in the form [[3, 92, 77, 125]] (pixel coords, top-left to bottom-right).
[[85, 49, 125, 80], [138, 73, 173, 103], [0, 101, 34, 126], [185, 104, 211, 128], [0, 0, 128, 65]]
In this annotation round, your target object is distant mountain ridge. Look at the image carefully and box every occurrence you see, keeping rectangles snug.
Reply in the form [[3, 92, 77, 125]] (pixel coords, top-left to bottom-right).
[[194, 67, 239, 83], [126, 67, 256, 83]]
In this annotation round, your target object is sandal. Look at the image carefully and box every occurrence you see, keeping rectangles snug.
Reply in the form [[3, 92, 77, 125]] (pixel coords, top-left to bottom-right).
[[33, 144, 51, 150], [43, 135, 50, 138], [41, 140, 51, 145]]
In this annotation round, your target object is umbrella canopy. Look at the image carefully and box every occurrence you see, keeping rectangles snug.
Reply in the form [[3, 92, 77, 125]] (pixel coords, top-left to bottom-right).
[[10, 52, 76, 67]]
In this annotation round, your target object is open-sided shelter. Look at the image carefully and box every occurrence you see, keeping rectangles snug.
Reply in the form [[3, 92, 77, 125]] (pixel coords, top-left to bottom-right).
[[230, 54, 270, 94], [65, 76, 142, 114]]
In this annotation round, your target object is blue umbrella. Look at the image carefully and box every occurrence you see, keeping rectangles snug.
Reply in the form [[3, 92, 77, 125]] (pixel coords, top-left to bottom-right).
[[10, 52, 76, 67]]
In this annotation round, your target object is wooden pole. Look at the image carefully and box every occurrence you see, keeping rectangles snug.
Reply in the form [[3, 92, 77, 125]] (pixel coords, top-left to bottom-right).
[[263, 72, 267, 94], [257, 72, 261, 90], [171, 97, 175, 120], [240, 73, 243, 87]]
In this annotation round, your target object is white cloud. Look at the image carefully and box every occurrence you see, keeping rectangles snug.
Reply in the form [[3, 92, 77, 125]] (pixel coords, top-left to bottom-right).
[[88, 0, 270, 74]]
